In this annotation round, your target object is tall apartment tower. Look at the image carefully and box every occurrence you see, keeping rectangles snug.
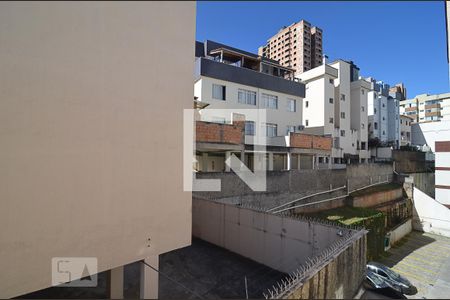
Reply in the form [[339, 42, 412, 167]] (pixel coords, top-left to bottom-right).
[[258, 20, 323, 75]]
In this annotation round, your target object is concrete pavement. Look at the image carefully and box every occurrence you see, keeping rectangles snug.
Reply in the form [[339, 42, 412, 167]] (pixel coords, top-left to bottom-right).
[[379, 231, 450, 299]]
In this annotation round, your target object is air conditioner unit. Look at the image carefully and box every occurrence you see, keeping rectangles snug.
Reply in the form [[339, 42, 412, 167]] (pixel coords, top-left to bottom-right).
[[297, 125, 305, 131]]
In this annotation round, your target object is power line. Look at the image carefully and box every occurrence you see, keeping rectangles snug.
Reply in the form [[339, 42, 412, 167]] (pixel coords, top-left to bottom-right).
[[141, 260, 205, 300]]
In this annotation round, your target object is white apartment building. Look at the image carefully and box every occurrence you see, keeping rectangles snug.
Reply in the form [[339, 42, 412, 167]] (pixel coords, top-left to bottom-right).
[[366, 78, 401, 148], [411, 121, 450, 206], [194, 40, 333, 171], [400, 92, 450, 123], [400, 115, 413, 146], [296, 60, 371, 164]]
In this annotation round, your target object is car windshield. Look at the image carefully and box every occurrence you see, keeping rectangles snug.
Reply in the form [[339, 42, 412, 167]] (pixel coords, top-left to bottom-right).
[[382, 267, 401, 280], [369, 272, 385, 285]]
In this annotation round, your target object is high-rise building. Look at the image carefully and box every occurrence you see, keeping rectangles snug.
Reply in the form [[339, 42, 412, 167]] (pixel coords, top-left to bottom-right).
[[296, 60, 371, 164], [258, 20, 323, 75]]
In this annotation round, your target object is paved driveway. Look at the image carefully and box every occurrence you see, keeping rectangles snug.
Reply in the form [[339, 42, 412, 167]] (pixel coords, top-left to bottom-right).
[[379, 231, 450, 299]]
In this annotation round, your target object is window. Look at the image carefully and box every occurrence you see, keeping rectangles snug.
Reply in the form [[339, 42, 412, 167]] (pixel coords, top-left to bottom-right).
[[374, 122, 378, 130], [340, 94, 345, 101], [374, 108, 377, 114], [286, 125, 295, 135], [238, 89, 256, 105], [383, 130, 385, 135], [245, 121, 255, 136], [382, 103, 385, 108], [361, 123, 365, 129], [361, 89, 365, 95], [329, 117, 334, 124], [305, 120, 309, 126], [341, 112, 345, 119], [287, 99, 296, 112], [212, 84, 226, 100], [262, 93, 278, 109], [264, 123, 278, 137], [305, 101, 309, 108], [361, 106, 365, 112], [329, 98, 334, 104], [340, 130, 345, 137], [382, 117, 385, 121]]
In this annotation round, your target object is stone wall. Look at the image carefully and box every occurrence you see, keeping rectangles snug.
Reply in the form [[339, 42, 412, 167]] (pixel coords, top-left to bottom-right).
[[277, 233, 367, 299]]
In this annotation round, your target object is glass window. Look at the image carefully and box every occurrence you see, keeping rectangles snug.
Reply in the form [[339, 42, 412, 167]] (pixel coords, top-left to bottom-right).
[[287, 99, 296, 112], [374, 122, 378, 129], [361, 106, 365, 112], [340, 130, 345, 137], [305, 101, 309, 108], [341, 112, 345, 119], [212, 84, 226, 100], [305, 120, 309, 126], [361, 123, 365, 129], [262, 93, 278, 109], [340, 94, 345, 101], [286, 125, 295, 135], [245, 121, 255, 136], [361, 89, 365, 95], [238, 89, 256, 105], [264, 123, 278, 137], [329, 98, 334, 104], [329, 117, 334, 124], [329, 79, 334, 84]]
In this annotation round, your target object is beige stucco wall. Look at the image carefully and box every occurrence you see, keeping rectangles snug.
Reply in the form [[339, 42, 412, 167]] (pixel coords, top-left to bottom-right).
[[0, 2, 195, 297]]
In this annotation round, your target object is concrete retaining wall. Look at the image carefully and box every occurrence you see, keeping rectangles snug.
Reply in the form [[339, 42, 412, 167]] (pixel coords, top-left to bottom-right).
[[410, 172, 435, 198], [413, 187, 450, 237], [194, 163, 393, 199], [352, 188, 403, 208], [387, 219, 412, 247], [192, 198, 355, 274]]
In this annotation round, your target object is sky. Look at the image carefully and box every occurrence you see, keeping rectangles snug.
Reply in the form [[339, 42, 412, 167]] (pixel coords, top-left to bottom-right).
[[196, 1, 449, 98]]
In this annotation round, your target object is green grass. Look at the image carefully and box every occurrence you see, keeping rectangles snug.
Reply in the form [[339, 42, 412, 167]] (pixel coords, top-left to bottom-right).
[[350, 182, 402, 197]]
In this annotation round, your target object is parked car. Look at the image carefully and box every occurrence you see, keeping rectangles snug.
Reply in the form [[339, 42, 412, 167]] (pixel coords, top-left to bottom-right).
[[366, 262, 417, 295]]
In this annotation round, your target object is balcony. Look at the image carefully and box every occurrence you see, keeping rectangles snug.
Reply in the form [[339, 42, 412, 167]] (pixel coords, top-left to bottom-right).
[[195, 57, 305, 98]]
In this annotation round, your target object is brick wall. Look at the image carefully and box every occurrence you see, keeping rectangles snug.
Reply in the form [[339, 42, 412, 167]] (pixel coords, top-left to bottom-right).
[[290, 133, 332, 150], [312, 135, 332, 150], [196, 121, 243, 145]]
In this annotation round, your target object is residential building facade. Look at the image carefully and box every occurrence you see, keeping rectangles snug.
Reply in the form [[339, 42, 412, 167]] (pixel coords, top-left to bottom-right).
[[366, 79, 401, 148], [0, 2, 195, 298], [400, 115, 413, 146], [296, 60, 371, 164], [400, 92, 450, 123], [258, 20, 323, 75], [195, 40, 333, 171]]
